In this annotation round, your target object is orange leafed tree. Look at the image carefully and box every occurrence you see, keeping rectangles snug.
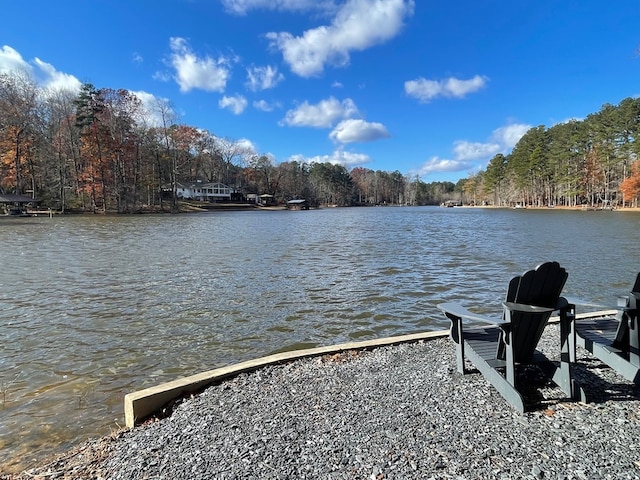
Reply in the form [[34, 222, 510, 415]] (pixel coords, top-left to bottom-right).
[[0, 125, 19, 191], [0, 71, 39, 195], [620, 160, 640, 207], [73, 85, 143, 212]]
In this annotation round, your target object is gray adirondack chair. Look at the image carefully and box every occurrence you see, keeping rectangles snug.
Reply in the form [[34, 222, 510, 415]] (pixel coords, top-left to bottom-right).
[[438, 261, 585, 412], [575, 273, 640, 383]]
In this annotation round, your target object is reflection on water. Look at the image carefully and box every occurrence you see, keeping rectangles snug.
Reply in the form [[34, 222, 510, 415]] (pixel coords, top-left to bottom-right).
[[1, 206, 640, 471]]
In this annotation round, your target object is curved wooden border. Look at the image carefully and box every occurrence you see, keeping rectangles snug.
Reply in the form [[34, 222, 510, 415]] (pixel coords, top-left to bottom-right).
[[124, 309, 616, 428], [124, 330, 448, 427]]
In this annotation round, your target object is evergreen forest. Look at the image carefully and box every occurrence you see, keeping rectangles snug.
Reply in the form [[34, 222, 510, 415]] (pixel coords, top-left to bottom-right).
[[474, 97, 640, 209], [1, 70, 639, 212]]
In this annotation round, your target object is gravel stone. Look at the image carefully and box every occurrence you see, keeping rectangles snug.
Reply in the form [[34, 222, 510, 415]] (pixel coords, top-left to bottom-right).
[[5, 324, 640, 479]]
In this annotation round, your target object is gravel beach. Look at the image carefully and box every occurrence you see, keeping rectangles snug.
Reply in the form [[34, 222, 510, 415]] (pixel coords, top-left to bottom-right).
[[5, 323, 640, 480]]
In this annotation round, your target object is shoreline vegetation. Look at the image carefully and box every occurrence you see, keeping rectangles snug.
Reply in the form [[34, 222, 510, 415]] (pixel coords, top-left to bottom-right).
[[2, 69, 640, 215], [7, 197, 640, 217], [14, 202, 640, 216]]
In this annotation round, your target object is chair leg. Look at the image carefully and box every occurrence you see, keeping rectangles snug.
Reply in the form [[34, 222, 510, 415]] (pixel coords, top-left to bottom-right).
[[568, 308, 577, 364], [629, 313, 640, 368], [447, 314, 467, 374], [463, 339, 525, 413], [505, 330, 516, 387], [557, 305, 587, 402]]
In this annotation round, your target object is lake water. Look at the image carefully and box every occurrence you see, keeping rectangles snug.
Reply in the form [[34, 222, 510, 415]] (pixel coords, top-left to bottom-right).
[[1, 206, 640, 471]]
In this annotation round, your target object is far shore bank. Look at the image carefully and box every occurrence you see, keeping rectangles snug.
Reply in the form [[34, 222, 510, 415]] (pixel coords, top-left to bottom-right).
[[453, 204, 640, 212], [14, 202, 640, 217]]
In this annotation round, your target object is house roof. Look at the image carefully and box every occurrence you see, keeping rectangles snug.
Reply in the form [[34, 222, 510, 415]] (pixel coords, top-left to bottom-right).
[[0, 194, 39, 204], [177, 181, 230, 189]]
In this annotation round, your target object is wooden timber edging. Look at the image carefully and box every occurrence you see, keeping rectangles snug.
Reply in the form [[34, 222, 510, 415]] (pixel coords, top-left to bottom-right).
[[124, 329, 448, 427], [123, 309, 617, 428]]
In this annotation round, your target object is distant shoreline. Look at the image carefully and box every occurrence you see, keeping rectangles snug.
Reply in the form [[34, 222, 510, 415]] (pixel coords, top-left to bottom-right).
[[453, 204, 640, 212], [10, 203, 640, 217]]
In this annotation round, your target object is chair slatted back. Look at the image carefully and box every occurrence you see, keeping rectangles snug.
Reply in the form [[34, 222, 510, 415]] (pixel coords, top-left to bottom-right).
[[498, 261, 568, 363], [613, 272, 640, 347], [632, 272, 640, 295]]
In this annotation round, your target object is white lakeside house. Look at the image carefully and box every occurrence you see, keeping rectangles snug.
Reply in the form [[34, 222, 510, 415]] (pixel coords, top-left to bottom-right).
[[172, 181, 235, 202]]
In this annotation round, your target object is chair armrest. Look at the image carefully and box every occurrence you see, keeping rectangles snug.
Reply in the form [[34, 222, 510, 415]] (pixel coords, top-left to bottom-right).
[[502, 302, 555, 314], [554, 296, 571, 311], [437, 302, 501, 325]]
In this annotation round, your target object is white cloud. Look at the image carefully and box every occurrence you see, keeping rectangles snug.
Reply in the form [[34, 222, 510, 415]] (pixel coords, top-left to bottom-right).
[[416, 122, 532, 177], [267, 0, 415, 77], [131, 90, 160, 110], [221, 0, 337, 15], [490, 123, 531, 149], [236, 137, 257, 154], [281, 96, 359, 128], [152, 70, 172, 82], [169, 37, 231, 93], [417, 157, 474, 176], [452, 141, 501, 162], [405, 75, 488, 103], [130, 90, 177, 127], [33, 58, 82, 92], [253, 99, 281, 111], [0, 45, 81, 93], [289, 147, 370, 167], [219, 94, 248, 114], [246, 65, 284, 91], [329, 119, 389, 143], [0, 45, 30, 74]]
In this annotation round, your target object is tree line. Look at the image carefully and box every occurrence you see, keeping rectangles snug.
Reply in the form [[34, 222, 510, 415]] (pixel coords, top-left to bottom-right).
[[463, 97, 640, 208], [4, 68, 637, 213], [0, 71, 460, 213]]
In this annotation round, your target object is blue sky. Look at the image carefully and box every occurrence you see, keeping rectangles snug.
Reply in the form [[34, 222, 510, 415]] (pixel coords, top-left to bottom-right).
[[1, 1, 639, 183]]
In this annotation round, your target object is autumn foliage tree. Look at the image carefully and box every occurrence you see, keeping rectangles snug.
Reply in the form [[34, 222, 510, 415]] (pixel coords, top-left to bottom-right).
[[0, 71, 40, 196], [620, 161, 640, 207]]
